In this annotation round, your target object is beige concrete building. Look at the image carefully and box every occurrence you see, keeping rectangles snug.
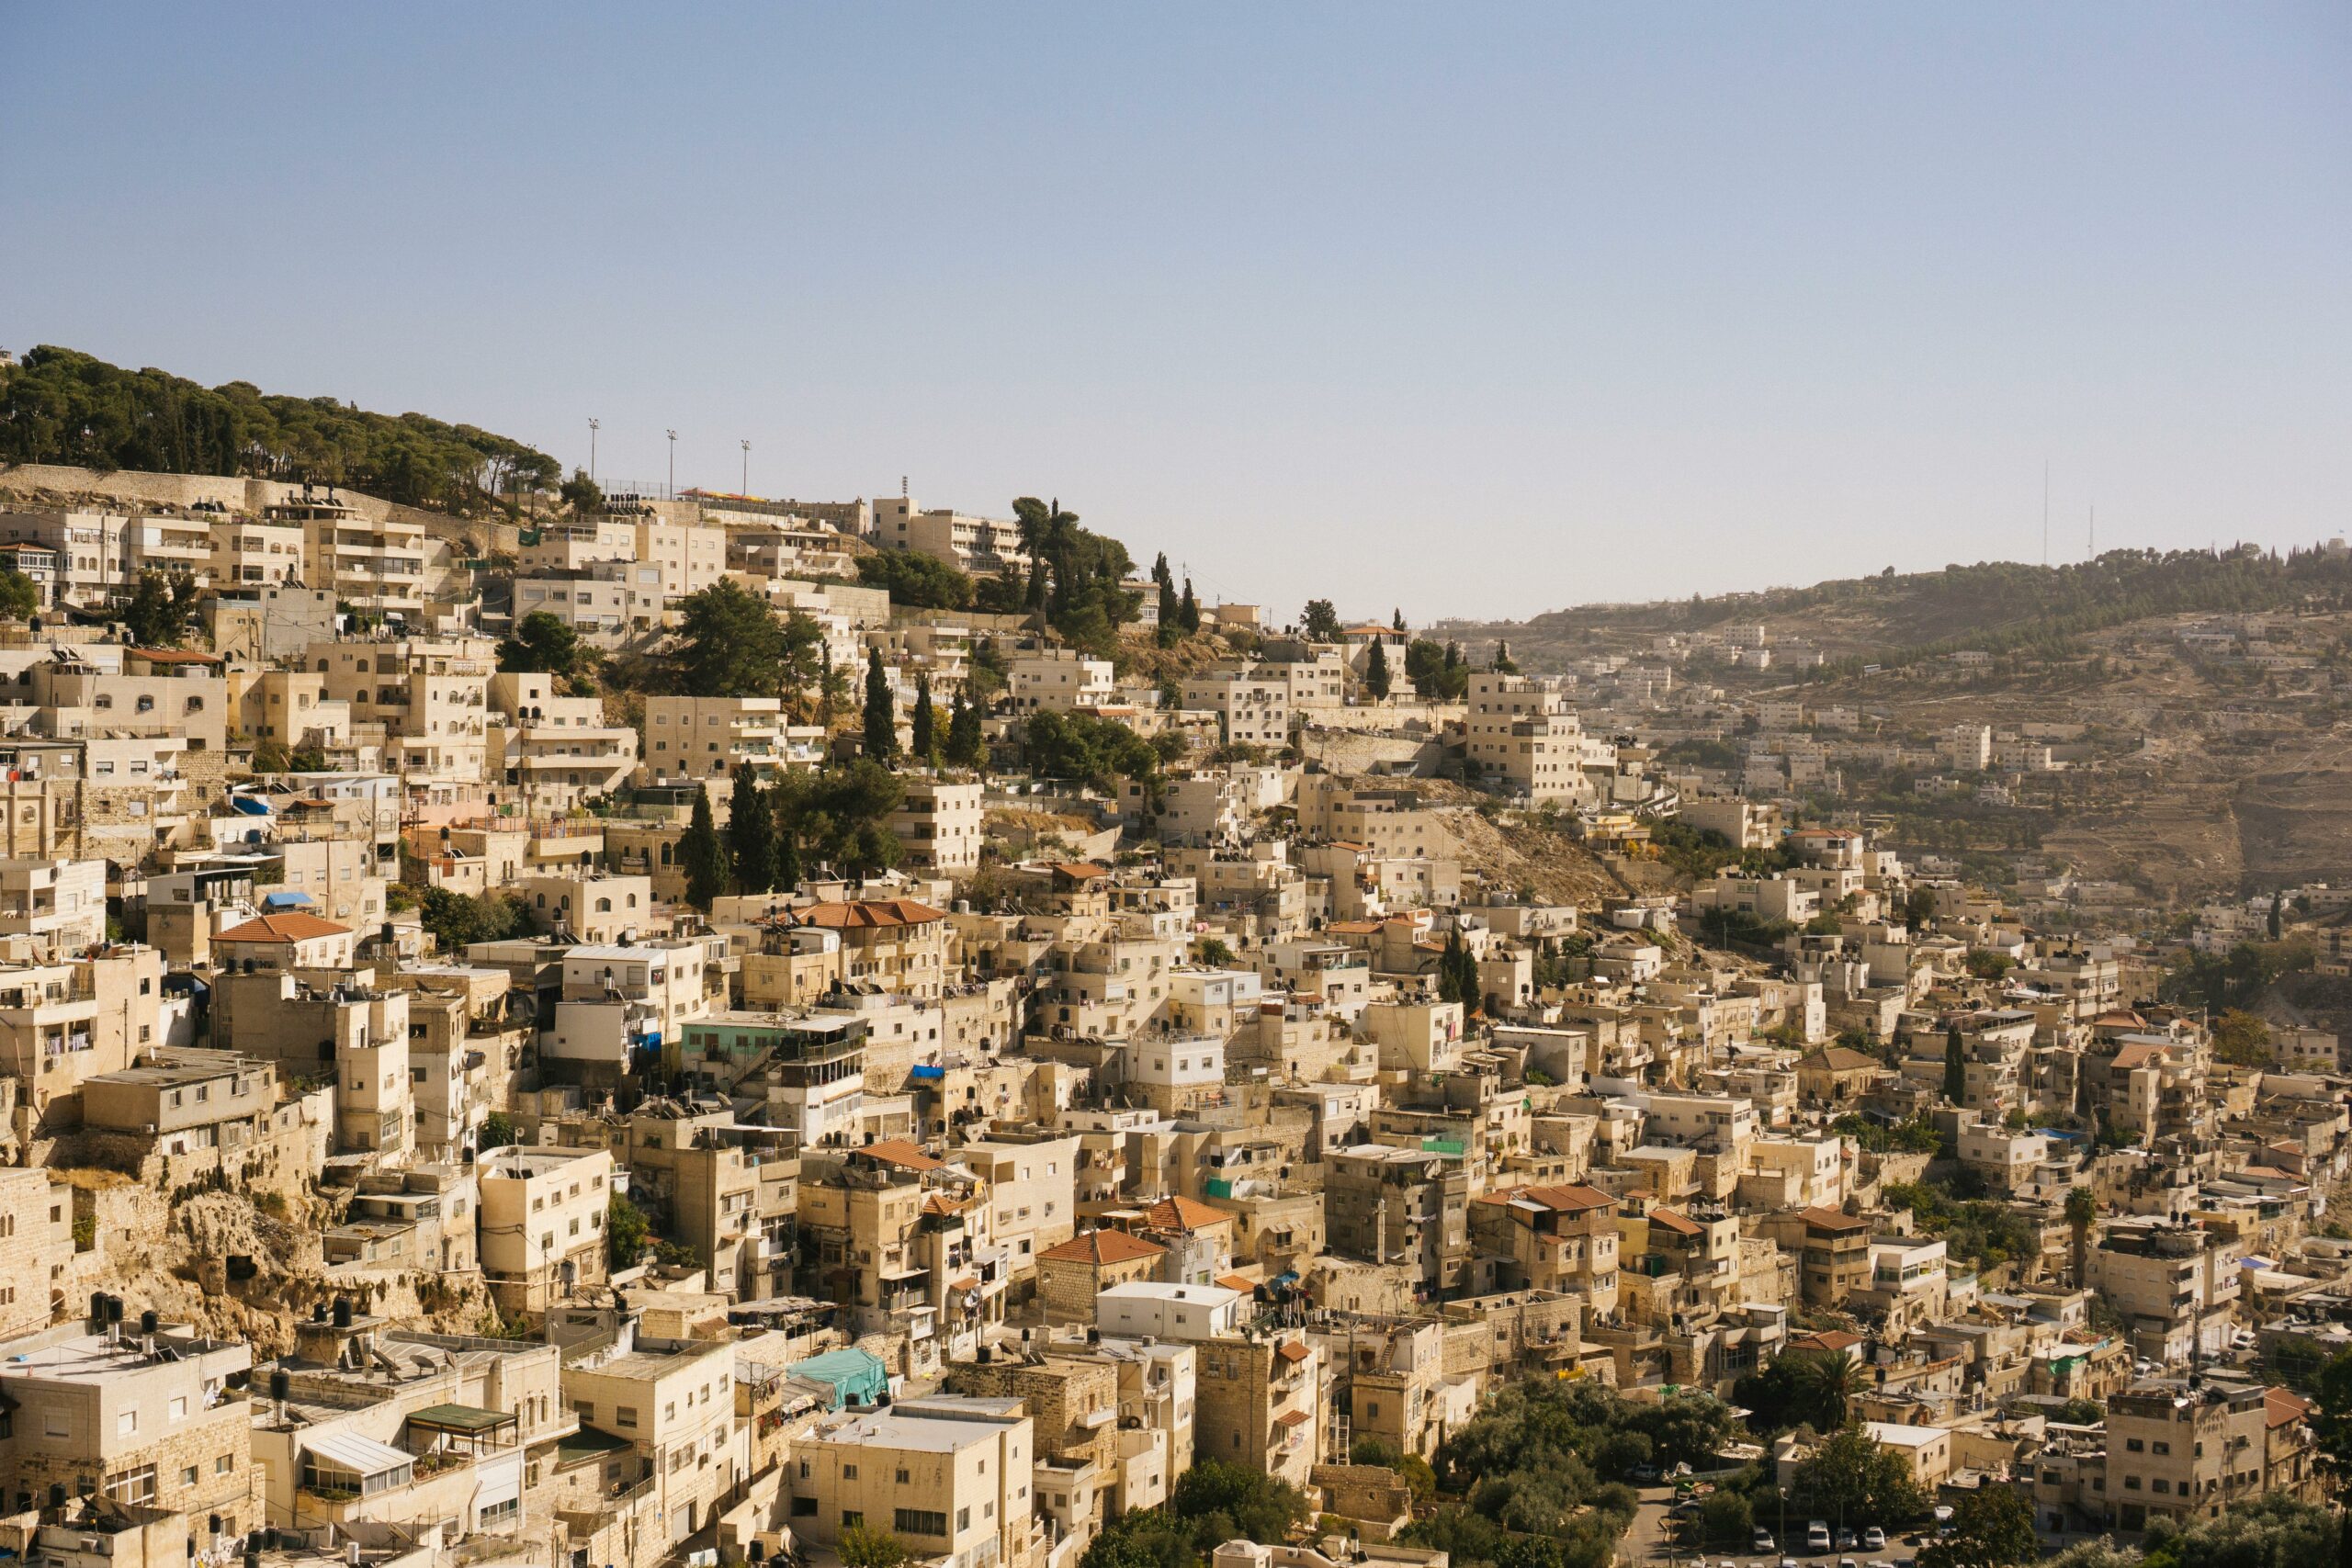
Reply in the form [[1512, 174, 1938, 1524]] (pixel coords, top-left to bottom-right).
[[478, 1146, 614, 1314]]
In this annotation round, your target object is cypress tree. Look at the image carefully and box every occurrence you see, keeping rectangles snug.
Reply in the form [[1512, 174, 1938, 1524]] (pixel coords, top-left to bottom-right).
[[1178, 579, 1199, 633], [1154, 552, 1178, 629], [1363, 639, 1392, 701], [910, 673, 936, 764], [863, 648, 898, 766], [725, 764, 774, 893], [1944, 1022, 1966, 1104], [947, 689, 984, 770], [768, 782, 803, 895], [680, 791, 728, 909]]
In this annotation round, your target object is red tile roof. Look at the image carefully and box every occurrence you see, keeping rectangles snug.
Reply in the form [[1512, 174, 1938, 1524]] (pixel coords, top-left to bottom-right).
[[1145, 1195, 1230, 1233], [216, 912, 352, 943], [1274, 1339, 1312, 1363], [858, 1139, 943, 1171], [1799, 1206, 1871, 1233], [2267, 1388, 2312, 1427], [797, 899, 945, 931], [1646, 1208, 1703, 1236], [1038, 1229, 1166, 1267]]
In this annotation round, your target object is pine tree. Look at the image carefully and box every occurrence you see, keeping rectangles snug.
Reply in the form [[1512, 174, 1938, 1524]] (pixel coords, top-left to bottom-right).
[[680, 791, 729, 909], [1944, 1022, 1966, 1104], [946, 689, 984, 770], [1363, 638, 1391, 701], [1392, 606, 1406, 632], [1443, 639, 1461, 673], [910, 674, 936, 765], [1178, 579, 1200, 633], [863, 648, 898, 766], [1493, 639, 1518, 674], [726, 764, 774, 894]]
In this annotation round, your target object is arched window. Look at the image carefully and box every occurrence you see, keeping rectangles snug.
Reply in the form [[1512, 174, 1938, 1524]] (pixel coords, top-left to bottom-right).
[[595, 898, 612, 913], [659, 843, 673, 865]]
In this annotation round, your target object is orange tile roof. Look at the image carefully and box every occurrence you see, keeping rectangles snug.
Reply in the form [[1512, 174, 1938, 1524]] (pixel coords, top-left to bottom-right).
[[859, 1139, 943, 1171], [1038, 1229, 1166, 1267], [1274, 1339, 1311, 1363], [1145, 1195, 1230, 1233], [1788, 1328, 1864, 1352], [217, 912, 353, 943], [1646, 1208, 1703, 1236], [1799, 1205, 1871, 1233], [1273, 1407, 1311, 1427], [1216, 1272, 1258, 1292], [1047, 863, 1109, 882], [2267, 1387, 2312, 1427], [2111, 1043, 2167, 1070], [797, 899, 946, 931]]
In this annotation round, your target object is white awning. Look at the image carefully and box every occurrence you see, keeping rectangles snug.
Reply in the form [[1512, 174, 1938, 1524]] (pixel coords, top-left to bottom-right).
[[302, 1429, 413, 1477]]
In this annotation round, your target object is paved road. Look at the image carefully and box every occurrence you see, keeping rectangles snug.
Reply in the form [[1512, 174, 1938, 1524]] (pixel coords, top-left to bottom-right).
[[1619, 1485, 1682, 1568]]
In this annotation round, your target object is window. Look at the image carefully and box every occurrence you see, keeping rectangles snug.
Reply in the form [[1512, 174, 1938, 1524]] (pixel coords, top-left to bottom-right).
[[897, 1511, 948, 1537], [791, 1497, 817, 1517], [958, 1508, 972, 1530], [217, 1455, 233, 1475], [2152, 1441, 2171, 1455], [896, 1468, 910, 1484], [842, 1512, 864, 1529], [169, 1395, 188, 1420], [181, 1466, 198, 1486], [842, 1463, 858, 1480], [616, 1407, 638, 1428]]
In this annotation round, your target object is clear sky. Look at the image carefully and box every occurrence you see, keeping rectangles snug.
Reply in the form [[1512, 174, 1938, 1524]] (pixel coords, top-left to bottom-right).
[[5, 5, 2346, 622]]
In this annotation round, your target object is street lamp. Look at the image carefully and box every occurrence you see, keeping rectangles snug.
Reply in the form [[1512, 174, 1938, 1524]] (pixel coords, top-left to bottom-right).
[[741, 439, 751, 495], [587, 418, 599, 483], [666, 430, 678, 499]]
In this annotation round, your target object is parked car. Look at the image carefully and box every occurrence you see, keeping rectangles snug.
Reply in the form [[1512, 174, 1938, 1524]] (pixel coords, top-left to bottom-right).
[[1632, 1464, 1663, 1483], [1837, 1531, 1860, 1552], [1863, 1529, 1886, 1551], [1807, 1524, 1832, 1554], [1754, 1533, 1776, 1554]]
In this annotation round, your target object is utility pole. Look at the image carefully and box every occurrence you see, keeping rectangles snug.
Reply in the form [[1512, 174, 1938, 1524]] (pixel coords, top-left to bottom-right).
[[667, 430, 678, 500], [2041, 460, 2050, 568], [587, 418, 599, 483], [741, 439, 751, 495]]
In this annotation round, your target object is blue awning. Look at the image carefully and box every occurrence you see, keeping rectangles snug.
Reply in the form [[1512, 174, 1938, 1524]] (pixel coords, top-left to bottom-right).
[[262, 890, 316, 908]]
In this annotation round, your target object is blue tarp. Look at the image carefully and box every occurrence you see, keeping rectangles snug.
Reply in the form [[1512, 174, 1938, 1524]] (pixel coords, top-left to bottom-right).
[[229, 795, 273, 816], [262, 890, 316, 908], [909, 1064, 945, 1080]]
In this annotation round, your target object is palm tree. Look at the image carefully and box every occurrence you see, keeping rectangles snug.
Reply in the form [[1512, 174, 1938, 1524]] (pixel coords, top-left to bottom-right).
[[2065, 1186, 2098, 1287], [1789, 1348, 1869, 1431]]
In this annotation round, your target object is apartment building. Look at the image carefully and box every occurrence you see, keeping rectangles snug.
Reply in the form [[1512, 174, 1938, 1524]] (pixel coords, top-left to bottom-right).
[[0, 858, 106, 958], [1008, 651, 1116, 715], [287, 495, 427, 620], [2089, 1223, 2241, 1364], [1468, 1181, 1621, 1312], [787, 1396, 1036, 1568], [874, 498, 1033, 577], [477, 1146, 614, 1314], [888, 779, 985, 872], [0, 1316, 254, 1540], [564, 1339, 741, 1545], [1326, 1145, 1469, 1293]]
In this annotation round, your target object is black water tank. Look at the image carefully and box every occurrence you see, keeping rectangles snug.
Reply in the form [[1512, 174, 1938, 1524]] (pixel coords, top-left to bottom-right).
[[106, 1295, 124, 1325], [209, 1515, 222, 1536], [88, 1290, 106, 1327], [332, 1296, 353, 1327], [48, 1483, 65, 1509], [141, 1310, 159, 1336], [269, 1368, 291, 1403]]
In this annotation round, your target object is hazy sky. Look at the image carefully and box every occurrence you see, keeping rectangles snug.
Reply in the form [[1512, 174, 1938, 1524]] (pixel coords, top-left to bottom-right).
[[5, 6, 2346, 622]]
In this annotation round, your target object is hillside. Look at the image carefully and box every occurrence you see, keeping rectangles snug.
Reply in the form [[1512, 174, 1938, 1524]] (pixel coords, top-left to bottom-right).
[[0, 344, 560, 515], [1445, 547, 2352, 675]]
